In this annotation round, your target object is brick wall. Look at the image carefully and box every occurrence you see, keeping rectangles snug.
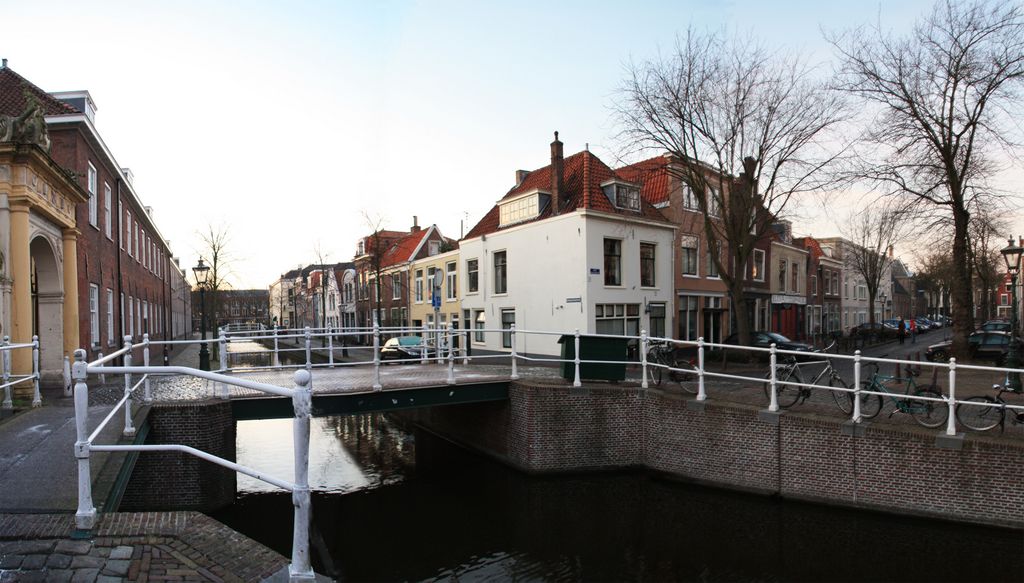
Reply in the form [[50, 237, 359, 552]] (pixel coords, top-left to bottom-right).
[[120, 400, 236, 512], [408, 382, 1024, 529]]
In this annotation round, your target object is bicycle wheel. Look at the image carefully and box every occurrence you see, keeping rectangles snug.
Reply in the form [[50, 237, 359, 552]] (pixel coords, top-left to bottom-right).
[[911, 389, 948, 428], [830, 376, 853, 414], [764, 368, 802, 408], [650, 353, 664, 387], [857, 383, 883, 420], [670, 360, 699, 395], [955, 396, 1001, 431]]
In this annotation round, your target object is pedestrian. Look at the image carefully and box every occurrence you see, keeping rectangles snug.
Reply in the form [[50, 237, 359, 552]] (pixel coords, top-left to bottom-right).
[[898, 318, 906, 344], [909, 318, 917, 343]]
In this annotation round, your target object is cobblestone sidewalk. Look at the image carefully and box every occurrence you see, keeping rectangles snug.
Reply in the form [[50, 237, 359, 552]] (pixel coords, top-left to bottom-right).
[[0, 512, 287, 582]]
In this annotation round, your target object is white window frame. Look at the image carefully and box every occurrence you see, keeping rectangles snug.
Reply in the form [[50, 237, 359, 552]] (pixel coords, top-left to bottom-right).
[[414, 270, 424, 303], [446, 262, 457, 300], [106, 288, 115, 346], [87, 163, 98, 227], [89, 284, 100, 346], [103, 183, 112, 239], [494, 251, 508, 294], [681, 236, 699, 277], [752, 249, 765, 282], [392, 273, 401, 300], [466, 259, 479, 293]]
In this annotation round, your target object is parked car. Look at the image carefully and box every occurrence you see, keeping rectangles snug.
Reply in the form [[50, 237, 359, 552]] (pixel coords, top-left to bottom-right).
[[978, 320, 1012, 333], [925, 330, 1020, 364], [723, 331, 814, 358], [849, 322, 897, 340], [915, 317, 937, 331], [380, 336, 436, 361]]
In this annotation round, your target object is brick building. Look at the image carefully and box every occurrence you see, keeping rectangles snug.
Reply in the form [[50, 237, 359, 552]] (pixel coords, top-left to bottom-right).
[[192, 289, 269, 331], [0, 63, 190, 386]]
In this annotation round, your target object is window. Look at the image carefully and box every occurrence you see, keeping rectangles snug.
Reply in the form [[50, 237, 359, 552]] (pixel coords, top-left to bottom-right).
[[446, 262, 457, 300], [494, 251, 507, 294], [120, 293, 125, 338], [414, 270, 424, 303], [778, 259, 787, 291], [707, 242, 720, 278], [136, 298, 142, 336], [640, 243, 656, 287], [125, 212, 132, 256], [467, 259, 479, 293], [682, 185, 699, 211], [103, 183, 112, 239], [474, 310, 485, 343], [499, 193, 542, 226], [89, 285, 99, 345], [127, 295, 134, 339], [811, 275, 818, 296], [832, 272, 839, 295], [134, 223, 139, 262], [605, 184, 639, 211], [681, 235, 698, 276], [595, 303, 641, 336], [679, 296, 698, 340], [752, 249, 765, 282], [707, 187, 721, 217], [603, 239, 622, 286], [392, 273, 401, 300], [143, 300, 150, 334], [427, 267, 437, 301], [791, 261, 800, 293], [501, 309, 515, 348], [429, 241, 440, 256], [1001, 293, 1009, 306], [106, 289, 114, 345], [87, 163, 98, 227]]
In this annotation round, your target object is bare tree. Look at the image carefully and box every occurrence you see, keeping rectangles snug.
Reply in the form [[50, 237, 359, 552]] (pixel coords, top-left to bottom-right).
[[312, 243, 332, 346], [840, 203, 908, 328], [968, 203, 1010, 322], [360, 211, 387, 328], [196, 224, 235, 331], [915, 249, 957, 320], [829, 0, 1024, 356], [615, 29, 846, 344]]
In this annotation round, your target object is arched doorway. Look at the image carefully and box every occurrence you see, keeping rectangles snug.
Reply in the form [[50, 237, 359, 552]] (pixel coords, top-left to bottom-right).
[[29, 235, 62, 379]]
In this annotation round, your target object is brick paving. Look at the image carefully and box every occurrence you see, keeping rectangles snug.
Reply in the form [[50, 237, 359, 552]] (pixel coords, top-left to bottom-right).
[[0, 512, 287, 582]]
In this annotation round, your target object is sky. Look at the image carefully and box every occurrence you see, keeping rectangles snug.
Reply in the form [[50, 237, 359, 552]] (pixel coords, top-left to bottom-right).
[[4, 0, 1020, 288]]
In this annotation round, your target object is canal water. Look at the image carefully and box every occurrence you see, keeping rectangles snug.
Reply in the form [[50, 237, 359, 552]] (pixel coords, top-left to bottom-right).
[[210, 413, 1023, 582]]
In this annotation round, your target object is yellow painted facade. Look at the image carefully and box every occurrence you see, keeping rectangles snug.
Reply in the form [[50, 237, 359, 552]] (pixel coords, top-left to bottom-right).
[[408, 249, 461, 330]]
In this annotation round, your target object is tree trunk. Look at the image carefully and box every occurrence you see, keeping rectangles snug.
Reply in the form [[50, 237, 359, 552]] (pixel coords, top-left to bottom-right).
[[950, 208, 974, 357]]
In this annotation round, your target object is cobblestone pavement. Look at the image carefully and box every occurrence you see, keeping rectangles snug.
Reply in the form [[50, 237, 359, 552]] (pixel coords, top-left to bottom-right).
[[0, 512, 287, 582]]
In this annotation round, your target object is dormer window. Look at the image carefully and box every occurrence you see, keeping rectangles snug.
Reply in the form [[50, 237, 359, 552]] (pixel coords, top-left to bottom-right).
[[499, 190, 548, 226], [602, 181, 640, 211]]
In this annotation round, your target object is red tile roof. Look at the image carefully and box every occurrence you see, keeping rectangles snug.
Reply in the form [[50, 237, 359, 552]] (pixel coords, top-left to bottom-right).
[[380, 229, 431, 268], [464, 149, 670, 240], [0, 66, 79, 117], [795, 237, 824, 261]]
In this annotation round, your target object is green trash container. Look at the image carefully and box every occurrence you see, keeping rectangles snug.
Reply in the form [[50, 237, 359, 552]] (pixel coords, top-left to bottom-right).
[[558, 334, 629, 381]]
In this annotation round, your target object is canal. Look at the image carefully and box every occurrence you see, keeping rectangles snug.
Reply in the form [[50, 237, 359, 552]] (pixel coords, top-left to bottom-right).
[[210, 412, 1023, 582]]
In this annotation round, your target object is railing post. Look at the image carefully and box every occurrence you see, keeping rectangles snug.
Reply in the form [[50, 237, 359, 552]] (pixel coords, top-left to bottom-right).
[[63, 355, 72, 398], [421, 324, 429, 365], [372, 321, 382, 391], [697, 337, 707, 401], [273, 326, 281, 368], [327, 326, 335, 368], [768, 343, 779, 412], [573, 328, 581, 388], [143, 333, 152, 404], [2, 336, 11, 410], [436, 323, 444, 366], [72, 349, 96, 531], [853, 350, 862, 423], [463, 329, 470, 365], [289, 369, 315, 582], [447, 323, 455, 385], [219, 329, 229, 399], [946, 358, 957, 436], [31, 335, 41, 407], [304, 326, 312, 372], [123, 336, 136, 437], [640, 329, 649, 389], [510, 324, 519, 380], [97, 351, 106, 384]]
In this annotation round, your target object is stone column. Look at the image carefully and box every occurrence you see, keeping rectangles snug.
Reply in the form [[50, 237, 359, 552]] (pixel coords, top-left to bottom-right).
[[62, 228, 80, 360], [9, 198, 31, 375]]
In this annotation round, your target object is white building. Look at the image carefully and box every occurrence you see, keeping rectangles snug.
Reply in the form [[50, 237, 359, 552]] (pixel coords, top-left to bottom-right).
[[459, 134, 676, 357]]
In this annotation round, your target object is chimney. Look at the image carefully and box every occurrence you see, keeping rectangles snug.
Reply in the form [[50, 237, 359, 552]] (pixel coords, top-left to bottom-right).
[[515, 169, 529, 186], [1, 59, 7, 69], [411, 216, 420, 233], [550, 131, 563, 215], [887, 244, 894, 258]]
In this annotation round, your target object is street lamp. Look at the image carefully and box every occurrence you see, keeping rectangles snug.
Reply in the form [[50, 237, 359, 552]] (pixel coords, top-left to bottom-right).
[[193, 258, 211, 371], [1000, 238, 1022, 392]]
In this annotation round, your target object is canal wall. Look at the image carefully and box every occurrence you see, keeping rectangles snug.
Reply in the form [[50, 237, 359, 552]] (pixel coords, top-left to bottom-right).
[[120, 400, 236, 512], [406, 381, 1024, 529]]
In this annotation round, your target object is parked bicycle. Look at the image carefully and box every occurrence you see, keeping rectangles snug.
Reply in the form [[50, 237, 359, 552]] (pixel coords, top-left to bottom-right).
[[647, 340, 699, 394], [762, 342, 849, 409], [955, 385, 1024, 432], [857, 361, 948, 428]]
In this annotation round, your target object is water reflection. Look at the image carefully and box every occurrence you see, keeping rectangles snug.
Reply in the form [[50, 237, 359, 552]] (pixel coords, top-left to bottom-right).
[[214, 413, 1023, 582]]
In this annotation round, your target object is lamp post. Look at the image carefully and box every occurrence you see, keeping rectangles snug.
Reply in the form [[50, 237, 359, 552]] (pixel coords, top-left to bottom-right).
[[1000, 238, 1022, 392], [193, 258, 211, 371]]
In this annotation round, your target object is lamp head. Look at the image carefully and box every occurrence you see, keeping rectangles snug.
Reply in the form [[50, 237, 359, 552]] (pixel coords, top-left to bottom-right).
[[192, 258, 210, 286]]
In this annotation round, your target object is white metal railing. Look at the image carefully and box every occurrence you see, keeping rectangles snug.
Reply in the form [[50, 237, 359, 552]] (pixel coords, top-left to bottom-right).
[[0, 334, 41, 409], [72, 338, 316, 582], [216, 323, 1024, 437]]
